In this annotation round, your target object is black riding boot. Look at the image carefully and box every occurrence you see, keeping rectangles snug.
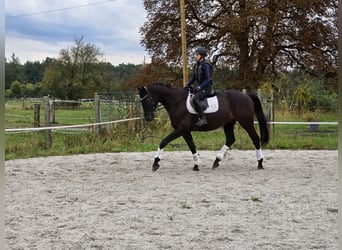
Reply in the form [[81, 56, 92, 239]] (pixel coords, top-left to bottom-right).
[[193, 99, 207, 126]]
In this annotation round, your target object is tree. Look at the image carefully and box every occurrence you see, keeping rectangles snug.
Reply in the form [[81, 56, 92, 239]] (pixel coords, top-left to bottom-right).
[[140, 0, 337, 89], [42, 37, 103, 99], [100, 63, 143, 92], [23, 61, 44, 84], [10, 80, 24, 98], [24, 83, 42, 97], [124, 60, 184, 90], [5, 53, 24, 89]]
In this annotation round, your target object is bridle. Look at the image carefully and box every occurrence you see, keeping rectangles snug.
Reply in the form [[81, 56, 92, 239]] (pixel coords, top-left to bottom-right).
[[140, 87, 158, 112]]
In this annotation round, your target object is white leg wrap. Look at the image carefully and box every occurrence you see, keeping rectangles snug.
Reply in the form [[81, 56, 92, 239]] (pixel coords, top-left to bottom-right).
[[217, 145, 229, 160], [193, 153, 201, 165], [256, 149, 263, 161], [155, 147, 163, 159]]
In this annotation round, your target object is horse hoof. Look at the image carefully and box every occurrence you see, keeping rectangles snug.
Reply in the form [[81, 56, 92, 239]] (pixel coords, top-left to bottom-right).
[[193, 165, 199, 171], [212, 158, 220, 169], [257, 159, 264, 169], [152, 158, 160, 171], [152, 164, 160, 171]]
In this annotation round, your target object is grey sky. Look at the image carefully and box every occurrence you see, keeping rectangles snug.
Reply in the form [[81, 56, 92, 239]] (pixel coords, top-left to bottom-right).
[[5, 0, 150, 65]]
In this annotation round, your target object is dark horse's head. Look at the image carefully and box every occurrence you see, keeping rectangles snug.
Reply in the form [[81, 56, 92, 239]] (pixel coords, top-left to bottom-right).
[[138, 86, 158, 121]]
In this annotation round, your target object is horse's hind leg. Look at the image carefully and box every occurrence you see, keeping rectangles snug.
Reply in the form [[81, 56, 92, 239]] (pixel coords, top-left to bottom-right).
[[213, 122, 235, 169], [240, 122, 264, 169]]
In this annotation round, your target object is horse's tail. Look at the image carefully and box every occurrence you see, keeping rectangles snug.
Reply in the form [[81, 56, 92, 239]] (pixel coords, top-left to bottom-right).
[[248, 94, 269, 145]]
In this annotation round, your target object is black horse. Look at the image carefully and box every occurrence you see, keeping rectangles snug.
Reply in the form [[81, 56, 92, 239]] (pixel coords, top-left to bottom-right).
[[138, 83, 269, 171]]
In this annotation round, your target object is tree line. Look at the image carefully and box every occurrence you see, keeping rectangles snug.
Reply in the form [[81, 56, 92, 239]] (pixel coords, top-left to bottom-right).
[[5, 38, 143, 100], [5, 0, 338, 112], [140, 0, 337, 91]]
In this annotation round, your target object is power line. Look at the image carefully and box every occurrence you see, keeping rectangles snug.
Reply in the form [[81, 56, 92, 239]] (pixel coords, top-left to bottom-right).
[[5, 0, 117, 19]]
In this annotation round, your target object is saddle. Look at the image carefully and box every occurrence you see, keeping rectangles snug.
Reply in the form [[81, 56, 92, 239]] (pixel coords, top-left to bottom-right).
[[186, 90, 219, 114]]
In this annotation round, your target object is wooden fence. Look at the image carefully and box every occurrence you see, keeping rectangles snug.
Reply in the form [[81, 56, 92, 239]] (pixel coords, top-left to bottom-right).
[[29, 92, 142, 148]]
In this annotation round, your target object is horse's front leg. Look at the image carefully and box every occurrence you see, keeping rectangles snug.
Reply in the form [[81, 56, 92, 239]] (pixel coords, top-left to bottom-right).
[[152, 128, 183, 171], [183, 132, 201, 171], [213, 145, 230, 169]]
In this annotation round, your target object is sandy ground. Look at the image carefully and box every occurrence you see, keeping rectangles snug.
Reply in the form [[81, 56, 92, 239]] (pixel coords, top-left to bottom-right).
[[5, 150, 337, 250]]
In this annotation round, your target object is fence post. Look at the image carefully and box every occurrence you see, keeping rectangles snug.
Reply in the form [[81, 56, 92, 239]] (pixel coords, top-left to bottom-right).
[[49, 96, 55, 124], [269, 89, 274, 133], [22, 97, 25, 109], [94, 94, 101, 136], [43, 96, 52, 148], [134, 94, 142, 132], [34, 104, 40, 127], [136, 94, 145, 142]]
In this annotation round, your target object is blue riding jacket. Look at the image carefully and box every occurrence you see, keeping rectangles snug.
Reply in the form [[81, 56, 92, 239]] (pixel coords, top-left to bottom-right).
[[186, 60, 212, 89]]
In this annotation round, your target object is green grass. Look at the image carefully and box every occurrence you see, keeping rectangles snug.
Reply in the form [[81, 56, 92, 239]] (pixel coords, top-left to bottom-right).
[[5, 101, 338, 160]]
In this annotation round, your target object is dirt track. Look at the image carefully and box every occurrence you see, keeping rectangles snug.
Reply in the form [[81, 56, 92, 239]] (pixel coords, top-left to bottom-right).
[[5, 150, 338, 249]]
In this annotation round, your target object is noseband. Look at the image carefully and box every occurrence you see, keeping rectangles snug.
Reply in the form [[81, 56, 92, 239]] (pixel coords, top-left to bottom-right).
[[140, 87, 157, 111]]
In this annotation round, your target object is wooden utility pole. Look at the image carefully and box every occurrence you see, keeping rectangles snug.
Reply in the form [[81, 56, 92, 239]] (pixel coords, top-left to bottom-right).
[[180, 0, 188, 86]]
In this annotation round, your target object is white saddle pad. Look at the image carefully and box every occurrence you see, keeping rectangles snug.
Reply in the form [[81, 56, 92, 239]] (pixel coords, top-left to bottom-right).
[[186, 94, 219, 114]]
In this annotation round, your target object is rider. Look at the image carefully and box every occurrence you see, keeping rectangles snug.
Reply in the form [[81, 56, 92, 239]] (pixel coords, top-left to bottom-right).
[[186, 46, 213, 126]]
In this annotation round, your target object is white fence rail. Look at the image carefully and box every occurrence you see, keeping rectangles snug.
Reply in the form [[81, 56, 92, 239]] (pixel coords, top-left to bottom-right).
[[5, 117, 142, 133], [5, 120, 338, 133]]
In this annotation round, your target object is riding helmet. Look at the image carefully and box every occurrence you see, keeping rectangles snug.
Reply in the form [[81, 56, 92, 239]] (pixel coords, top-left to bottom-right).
[[194, 46, 207, 57]]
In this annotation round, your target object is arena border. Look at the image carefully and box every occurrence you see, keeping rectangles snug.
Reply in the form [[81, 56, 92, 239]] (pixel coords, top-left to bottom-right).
[[5, 117, 143, 133]]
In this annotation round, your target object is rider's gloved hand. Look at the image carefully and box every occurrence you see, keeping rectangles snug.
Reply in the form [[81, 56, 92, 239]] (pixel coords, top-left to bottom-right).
[[194, 86, 201, 92], [184, 84, 191, 90]]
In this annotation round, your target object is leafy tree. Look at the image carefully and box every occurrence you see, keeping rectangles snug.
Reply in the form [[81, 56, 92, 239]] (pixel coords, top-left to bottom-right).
[[140, 0, 337, 89], [24, 83, 42, 97], [114, 64, 138, 81], [10, 80, 24, 98], [302, 75, 337, 112], [100, 63, 143, 92], [260, 73, 294, 111], [124, 60, 184, 90], [98, 62, 118, 93], [5, 53, 24, 89], [260, 71, 337, 112], [42, 37, 103, 99], [23, 61, 44, 84], [5, 89, 12, 98], [24, 83, 35, 97], [41, 57, 57, 68], [293, 84, 311, 112]]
